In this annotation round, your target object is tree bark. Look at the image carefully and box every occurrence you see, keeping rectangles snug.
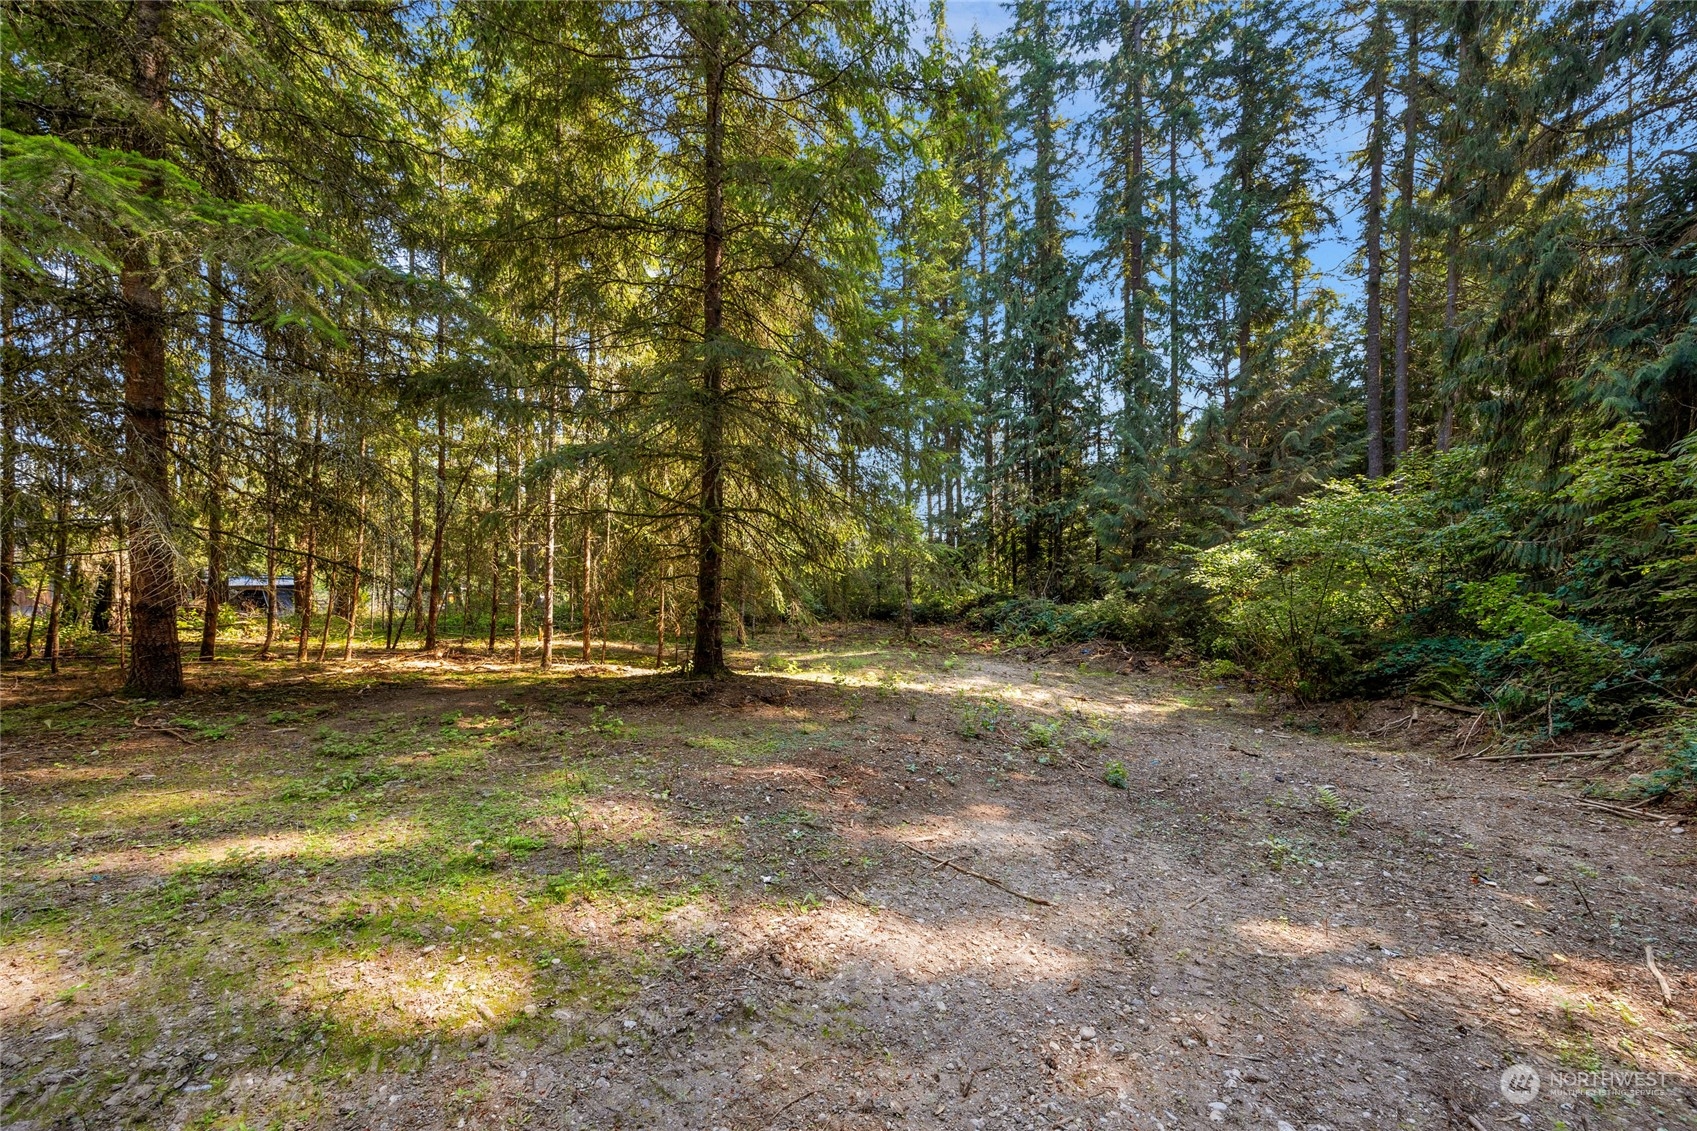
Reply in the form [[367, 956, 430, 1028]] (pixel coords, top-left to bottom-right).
[[1363, 1, 1389, 479], [581, 517, 593, 661], [342, 434, 367, 661], [199, 259, 226, 660], [1122, 0, 1145, 436], [295, 407, 321, 662], [260, 386, 279, 658], [692, 6, 729, 676], [488, 458, 501, 654], [1392, 7, 1419, 460], [542, 313, 558, 671], [121, 0, 183, 696], [655, 566, 667, 668], [510, 424, 524, 663], [1168, 19, 1182, 443], [424, 406, 446, 651], [46, 468, 68, 674], [1, 294, 16, 662]]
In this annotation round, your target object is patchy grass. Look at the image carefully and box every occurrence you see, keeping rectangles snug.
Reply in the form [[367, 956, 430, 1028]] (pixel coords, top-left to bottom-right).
[[4, 625, 1691, 1130]]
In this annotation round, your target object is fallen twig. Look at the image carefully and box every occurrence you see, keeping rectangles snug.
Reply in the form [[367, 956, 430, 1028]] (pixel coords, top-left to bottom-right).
[[1476, 747, 1623, 762], [899, 841, 1051, 906], [1645, 946, 1674, 1007], [1367, 714, 1416, 736], [132, 717, 197, 744], [1571, 879, 1594, 917], [1409, 696, 1476, 714], [1572, 797, 1669, 823]]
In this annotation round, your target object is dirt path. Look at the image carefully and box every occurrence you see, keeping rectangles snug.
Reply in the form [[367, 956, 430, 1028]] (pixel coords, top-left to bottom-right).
[[2, 635, 1692, 1130]]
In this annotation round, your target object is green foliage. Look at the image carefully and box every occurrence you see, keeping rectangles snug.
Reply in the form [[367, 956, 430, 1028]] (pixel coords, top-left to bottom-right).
[[1102, 760, 1128, 789], [1625, 724, 1697, 802], [954, 696, 1006, 739], [586, 705, 628, 739], [1192, 474, 1470, 698], [1023, 720, 1063, 749], [1314, 786, 1365, 834], [279, 766, 401, 802], [544, 856, 627, 901]]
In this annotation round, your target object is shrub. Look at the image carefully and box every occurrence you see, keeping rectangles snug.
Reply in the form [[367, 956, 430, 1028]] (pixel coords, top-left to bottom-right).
[[1192, 479, 1464, 698]]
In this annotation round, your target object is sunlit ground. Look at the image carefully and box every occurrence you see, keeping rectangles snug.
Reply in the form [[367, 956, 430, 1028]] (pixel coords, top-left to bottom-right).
[[2, 624, 1691, 1129]]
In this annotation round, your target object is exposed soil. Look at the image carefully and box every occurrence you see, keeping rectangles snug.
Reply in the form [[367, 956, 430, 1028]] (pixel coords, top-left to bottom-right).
[[2, 627, 1692, 1131]]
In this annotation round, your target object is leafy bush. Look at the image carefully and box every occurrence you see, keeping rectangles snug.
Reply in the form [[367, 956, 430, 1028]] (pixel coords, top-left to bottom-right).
[[961, 586, 1206, 650], [1192, 473, 1478, 698], [1627, 724, 1697, 800]]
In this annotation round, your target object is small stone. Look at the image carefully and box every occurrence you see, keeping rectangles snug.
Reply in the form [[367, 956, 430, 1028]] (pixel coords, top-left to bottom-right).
[[1532, 875, 1551, 885], [1078, 1026, 1096, 1040], [1207, 1101, 1228, 1122]]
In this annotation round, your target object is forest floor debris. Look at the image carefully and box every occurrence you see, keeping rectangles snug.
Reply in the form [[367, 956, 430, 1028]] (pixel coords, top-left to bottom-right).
[[2, 625, 1693, 1130]]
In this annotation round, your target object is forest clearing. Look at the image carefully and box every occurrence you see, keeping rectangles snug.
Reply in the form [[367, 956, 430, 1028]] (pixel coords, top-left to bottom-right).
[[4, 1, 1697, 1128], [3, 628, 1693, 1130]]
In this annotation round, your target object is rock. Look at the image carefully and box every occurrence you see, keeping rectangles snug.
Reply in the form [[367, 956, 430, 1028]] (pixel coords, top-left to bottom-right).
[[1533, 875, 1551, 885], [1207, 1100, 1228, 1122], [1078, 1026, 1096, 1040]]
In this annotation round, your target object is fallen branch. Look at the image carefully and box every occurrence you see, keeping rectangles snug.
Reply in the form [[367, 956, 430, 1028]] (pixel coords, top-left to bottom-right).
[[132, 717, 197, 744], [1408, 696, 1476, 714], [1645, 946, 1674, 1007], [1572, 797, 1669, 822], [900, 841, 1051, 906], [1367, 713, 1416, 736], [1476, 746, 1625, 762]]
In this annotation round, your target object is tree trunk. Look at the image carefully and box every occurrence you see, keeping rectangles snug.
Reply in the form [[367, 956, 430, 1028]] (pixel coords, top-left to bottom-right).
[[1392, 8, 1419, 460], [692, 9, 729, 676], [1122, 0, 1145, 436], [581, 519, 593, 661], [1439, 223, 1458, 451], [655, 566, 666, 669], [408, 445, 423, 634], [46, 470, 68, 674], [1168, 37, 1182, 442], [24, 569, 44, 661], [121, 0, 183, 697], [424, 407, 446, 651], [542, 397, 556, 671], [260, 384, 278, 658], [342, 435, 367, 661], [488, 459, 501, 655], [199, 259, 226, 660], [510, 425, 524, 663], [1363, 1, 1388, 479], [295, 408, 321, 662], [1, 295, 15, 662]]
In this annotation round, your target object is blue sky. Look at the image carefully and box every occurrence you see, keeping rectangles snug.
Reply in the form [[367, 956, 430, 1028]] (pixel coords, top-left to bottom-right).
[[927, 0, 1368, 323]]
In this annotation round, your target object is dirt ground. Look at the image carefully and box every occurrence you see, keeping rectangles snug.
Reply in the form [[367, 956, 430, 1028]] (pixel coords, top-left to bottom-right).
[[2, 626, 1693, 1131]]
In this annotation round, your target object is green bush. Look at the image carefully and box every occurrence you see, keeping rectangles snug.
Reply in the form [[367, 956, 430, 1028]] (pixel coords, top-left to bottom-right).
[[1192, 473, 1476, 698]]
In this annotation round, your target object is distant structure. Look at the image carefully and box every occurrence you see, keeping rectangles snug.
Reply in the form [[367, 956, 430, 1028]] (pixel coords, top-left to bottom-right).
[[225, 577, 296, 616]]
